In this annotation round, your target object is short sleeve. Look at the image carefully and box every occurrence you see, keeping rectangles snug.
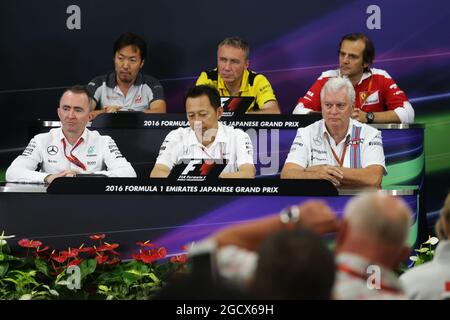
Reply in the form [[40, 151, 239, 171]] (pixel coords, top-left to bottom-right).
[[155, 130, 182, 170], [253, 74, 277, 108], [234, 129, 254, 168], [284, 128, 309, 168]]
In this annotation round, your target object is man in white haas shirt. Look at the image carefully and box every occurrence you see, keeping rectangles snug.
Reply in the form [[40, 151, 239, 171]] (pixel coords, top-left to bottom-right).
[[6, 85, 136, 184], [150, 85, 255, 178], [281, 77, 386, 188]]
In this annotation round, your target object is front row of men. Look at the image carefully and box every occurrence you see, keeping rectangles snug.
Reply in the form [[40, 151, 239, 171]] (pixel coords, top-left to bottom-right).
[[6, 78, 385, 187]]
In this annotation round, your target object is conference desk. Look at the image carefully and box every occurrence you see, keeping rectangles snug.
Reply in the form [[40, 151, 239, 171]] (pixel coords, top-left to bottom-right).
[[35, 114, 425, 190], [0, 179, 419, 259]]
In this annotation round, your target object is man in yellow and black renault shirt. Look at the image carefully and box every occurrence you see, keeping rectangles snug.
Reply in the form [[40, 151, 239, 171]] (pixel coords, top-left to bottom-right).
[[196, 37, 280, 114]]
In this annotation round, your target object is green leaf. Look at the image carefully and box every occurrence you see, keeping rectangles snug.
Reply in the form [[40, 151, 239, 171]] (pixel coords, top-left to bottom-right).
[[98, 285, 110, 293], [415, 247, 429, 253], [147, 272, 160, 284], [79, 259, 97, 279], [34, 259, 49, 277], [0, 262, 9, 277], [49, 289, 59, 297], [122, 271, 142, 287]]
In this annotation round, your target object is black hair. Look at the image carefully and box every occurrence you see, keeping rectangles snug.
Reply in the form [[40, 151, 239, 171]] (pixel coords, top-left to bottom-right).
[[113, 32, 147, 61], [60, 85, 94, 110], [339, 33, 375, 71], [184, 85, 222, 110]]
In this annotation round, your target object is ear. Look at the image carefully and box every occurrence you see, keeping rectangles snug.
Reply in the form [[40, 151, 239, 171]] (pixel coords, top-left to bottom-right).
[[140, 59, 145, 70], [363, 61, 369, 70], [57, 107, 62, 121], [244, 59, 249, 69]]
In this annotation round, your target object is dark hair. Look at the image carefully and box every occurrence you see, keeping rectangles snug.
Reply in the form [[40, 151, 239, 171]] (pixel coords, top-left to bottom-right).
[[339, 33, 375, 71], [218, 36, 250, 60], [250, 228, 336, 300], [184, 85, 222, 110], [60, 85, 94, 111], [113, 32, 147, 61]]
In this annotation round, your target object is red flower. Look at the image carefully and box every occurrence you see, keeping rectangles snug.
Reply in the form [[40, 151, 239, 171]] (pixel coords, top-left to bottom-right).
[[78, 246, 96, 255], [132, 253, 142, 261], [140, 252, 158, 264], [96, 254, 109, 265], [170, 254, 188, 264], [68, 258, 83, 267], [106, 257, 121, 266], [18, 239, 42, 248], [89, 234, 105, 240], [136, 241, 154, 248], [52, 252, 68, 264], [60, 248, 79, 258], [97, 242, 119, 252], [157, 247, 167, 258]]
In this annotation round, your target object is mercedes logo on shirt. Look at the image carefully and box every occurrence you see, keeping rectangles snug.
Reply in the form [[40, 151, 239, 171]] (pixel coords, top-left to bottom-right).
[[47, 145, 59, 155]]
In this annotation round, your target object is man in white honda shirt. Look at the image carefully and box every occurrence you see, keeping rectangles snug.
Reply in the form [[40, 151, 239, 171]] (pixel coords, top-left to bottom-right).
[[6, 85, 136, 184], [150, 85, 255, 178], [293, 33, 414, 124], [281, 77, 386, 188]]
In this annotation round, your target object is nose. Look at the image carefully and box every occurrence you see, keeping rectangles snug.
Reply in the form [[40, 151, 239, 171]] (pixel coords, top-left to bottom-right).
[[342, 54, 350, 64], [68, 108, 76, 118], [223, 61, 232, 70]]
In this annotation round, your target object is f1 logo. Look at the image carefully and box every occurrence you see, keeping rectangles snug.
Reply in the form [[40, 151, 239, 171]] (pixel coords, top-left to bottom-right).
[[181, 160, 202, 175]]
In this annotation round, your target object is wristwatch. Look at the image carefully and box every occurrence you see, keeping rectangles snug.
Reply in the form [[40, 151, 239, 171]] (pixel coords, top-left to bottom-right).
[[366, 112, 375, 124], [280, 206, 301, 229]]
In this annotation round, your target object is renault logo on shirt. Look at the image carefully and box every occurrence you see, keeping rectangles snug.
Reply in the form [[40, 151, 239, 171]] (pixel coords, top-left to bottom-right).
[[47, 145, 58, 155]]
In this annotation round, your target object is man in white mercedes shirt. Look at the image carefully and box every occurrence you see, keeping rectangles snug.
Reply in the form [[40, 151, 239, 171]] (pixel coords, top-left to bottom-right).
[[6, 85, 136, 184], [150, 85, 255, 178], [281, 77, 386, 188]]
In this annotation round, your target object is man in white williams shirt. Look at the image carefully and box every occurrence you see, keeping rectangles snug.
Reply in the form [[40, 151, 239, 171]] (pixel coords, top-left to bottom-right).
[[281, 77, 386, 188], [6, 85, 136, 184]]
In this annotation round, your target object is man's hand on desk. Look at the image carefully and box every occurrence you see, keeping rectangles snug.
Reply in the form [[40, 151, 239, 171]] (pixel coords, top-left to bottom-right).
[[104, 105, 123, 113], [306, 165, 344, 187], [44, 170, 79, 184]]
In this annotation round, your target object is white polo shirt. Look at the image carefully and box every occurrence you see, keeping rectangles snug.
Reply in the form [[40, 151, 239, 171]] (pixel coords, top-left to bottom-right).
[[155, 122, 254, 174], [6, 128, 136, 183], [285, 119, 386, 171]]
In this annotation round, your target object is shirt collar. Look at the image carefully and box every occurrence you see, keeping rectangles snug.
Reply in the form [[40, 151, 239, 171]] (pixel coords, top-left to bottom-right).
[[58, 127, 88, 146], [188, 122, 226, 147], [337, 68, 372, 86], [336, 252, 402, 290], [106, 71, 143, 88], [321, 118, 354, 144], [217, 69, 250, 95]]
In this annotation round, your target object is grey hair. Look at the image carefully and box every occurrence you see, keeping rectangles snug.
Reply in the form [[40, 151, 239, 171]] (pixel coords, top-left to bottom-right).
[[218, 36, 250, 60], [320, 77, 355, 104], [344, 191, 412, 245]]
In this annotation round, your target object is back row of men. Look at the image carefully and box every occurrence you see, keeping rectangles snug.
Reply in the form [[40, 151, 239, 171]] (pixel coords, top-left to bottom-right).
[[87, 32, 414, 124], [6, 78, 386, 188]]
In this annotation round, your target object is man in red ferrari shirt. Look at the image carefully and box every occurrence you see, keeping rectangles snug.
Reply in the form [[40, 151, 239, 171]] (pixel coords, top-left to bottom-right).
[[293, 33, 414, 124]]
